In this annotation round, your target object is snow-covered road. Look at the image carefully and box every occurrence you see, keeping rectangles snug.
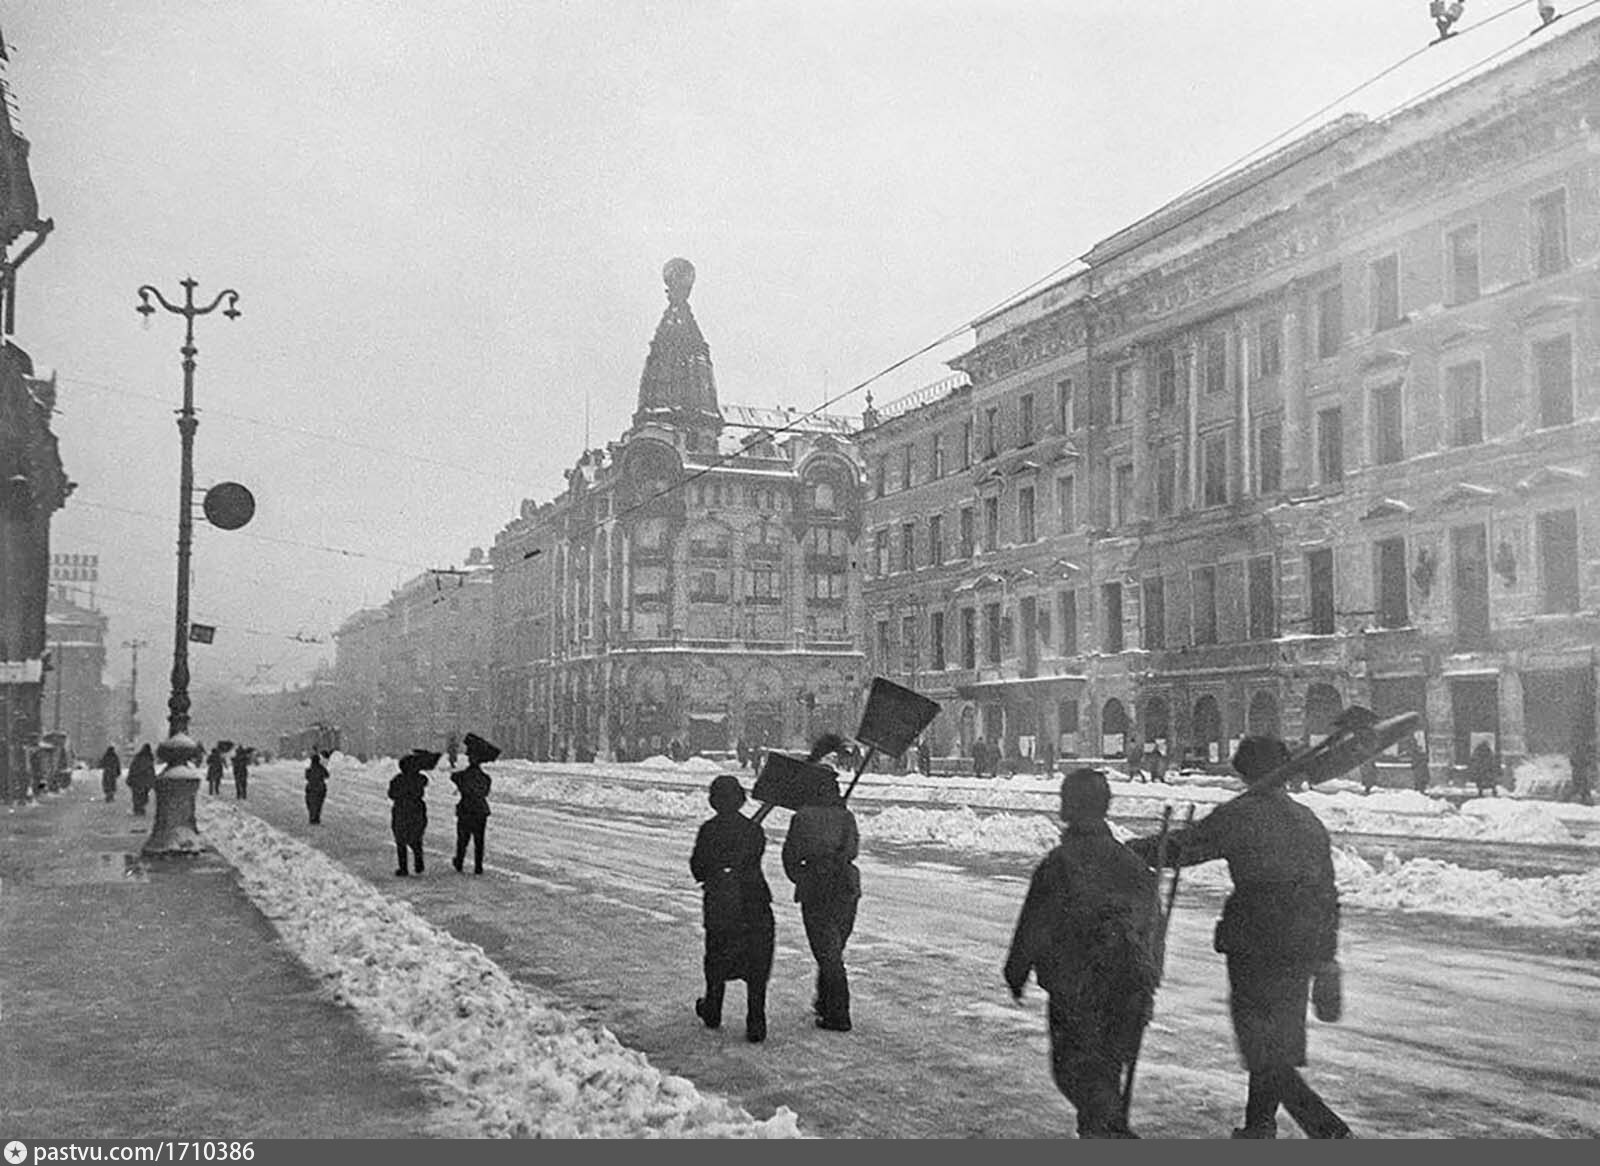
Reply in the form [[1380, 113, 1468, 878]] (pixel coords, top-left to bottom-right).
[[204, 758, 1599, 1138]]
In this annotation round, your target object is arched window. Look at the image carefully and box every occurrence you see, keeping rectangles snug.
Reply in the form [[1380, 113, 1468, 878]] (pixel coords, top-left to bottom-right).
[[1193, 695, 1224, 763]]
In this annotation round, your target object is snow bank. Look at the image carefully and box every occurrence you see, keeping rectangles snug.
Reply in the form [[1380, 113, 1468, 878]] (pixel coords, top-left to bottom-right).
[[197, 800, 803, 1139], [1334, 848, 1600, 929]]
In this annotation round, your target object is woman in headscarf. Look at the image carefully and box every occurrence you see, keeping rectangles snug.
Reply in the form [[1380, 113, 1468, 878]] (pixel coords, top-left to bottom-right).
[[690, 773, 775, 1043]]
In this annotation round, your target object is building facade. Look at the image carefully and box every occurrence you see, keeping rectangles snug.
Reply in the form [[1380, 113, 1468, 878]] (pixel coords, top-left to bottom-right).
[[489, 259, 868, 761], [860, 29, 1600, 784]]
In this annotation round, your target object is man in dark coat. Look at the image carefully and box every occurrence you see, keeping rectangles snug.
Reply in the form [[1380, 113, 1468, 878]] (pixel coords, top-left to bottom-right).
[[690, 773, 775, 1043], [99, 746, 121, 803], [206, 745, 226, 796], [126, 744, 156, 816], [782, 733, 861, 1032], [389, 749, 436, 876], [304, 752, 329, 825], [1469, 740, 1500, 798], [1405, 737, 1430, 795], [1005, 768, 1161, 1139], [451, 732, 498, 874], [1127, 736, 1351, 1139], [231, 747, 251, 799]]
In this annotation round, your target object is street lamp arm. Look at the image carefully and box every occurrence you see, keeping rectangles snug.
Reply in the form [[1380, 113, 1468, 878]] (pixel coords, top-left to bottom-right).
[[135, 285, 181, 316], [201, 289, 241, 319]]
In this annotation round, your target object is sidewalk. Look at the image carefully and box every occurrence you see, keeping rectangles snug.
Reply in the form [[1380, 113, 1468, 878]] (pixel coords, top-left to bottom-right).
[[0, 784, 439, 1139]]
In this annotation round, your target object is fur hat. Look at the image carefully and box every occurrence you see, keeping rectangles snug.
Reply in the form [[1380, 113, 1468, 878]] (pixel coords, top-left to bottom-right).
[[1232, 736, 1291, 784], [708, 773, 747, 813], [463, 732, 501, 763], [1059, 767, 1111, 821], [403, 748, 442, 772]]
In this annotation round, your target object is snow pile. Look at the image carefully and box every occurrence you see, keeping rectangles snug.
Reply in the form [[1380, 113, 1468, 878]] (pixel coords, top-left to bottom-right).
[[865, 805, 1066, 856], [1456, 796, 1577, 844], [1513, 754, 1572, 800], [197, 800, 803, 1140], [1333, 848, 1600, 928]]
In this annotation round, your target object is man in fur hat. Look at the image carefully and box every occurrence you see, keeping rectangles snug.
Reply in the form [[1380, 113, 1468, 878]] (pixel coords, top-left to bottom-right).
[[1127, 736, 1351, 1139], [451, 732, 499, 875], [389, 749, 437, 876]]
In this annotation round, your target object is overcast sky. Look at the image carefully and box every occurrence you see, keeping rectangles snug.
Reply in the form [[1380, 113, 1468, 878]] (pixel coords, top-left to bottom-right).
[[5, 0, 1578, 700]]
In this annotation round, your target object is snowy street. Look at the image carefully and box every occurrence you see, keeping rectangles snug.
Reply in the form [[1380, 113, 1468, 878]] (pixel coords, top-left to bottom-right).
[[204, 758, 1599, 1138]]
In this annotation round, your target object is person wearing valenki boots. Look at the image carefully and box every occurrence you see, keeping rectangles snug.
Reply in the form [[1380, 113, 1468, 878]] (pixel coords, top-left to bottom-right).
[[451, 732, 499, 874], [388, 749, 437, 876], [690, 773, 775, 1043]]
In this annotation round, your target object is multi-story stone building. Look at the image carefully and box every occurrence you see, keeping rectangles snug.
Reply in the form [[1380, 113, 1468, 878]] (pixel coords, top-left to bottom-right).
[[42, 590, 109, 758], [489, 259, 867, 761], [860, 28, 1599, 784]]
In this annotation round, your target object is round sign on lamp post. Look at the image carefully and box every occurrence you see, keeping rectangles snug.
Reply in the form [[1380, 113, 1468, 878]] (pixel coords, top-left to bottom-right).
[[203, 482, 255, 530]]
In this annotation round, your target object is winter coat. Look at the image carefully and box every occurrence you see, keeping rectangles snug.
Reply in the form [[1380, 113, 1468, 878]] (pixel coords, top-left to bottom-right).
[[782, 798, 860, 905], [231, 753, 250, 780], [304, 756, 328, 791], [100, 749, 121, 784], [1004, 821, 1161, 1053], [126, 749, 157, 794], [451, 765, 492, 820], [691, 810, 774, 932], [388, 771, 428, 835], [207, 752, 225, 782]]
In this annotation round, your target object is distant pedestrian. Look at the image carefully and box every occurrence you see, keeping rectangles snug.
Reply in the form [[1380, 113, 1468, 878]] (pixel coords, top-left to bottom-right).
[[1360, 758, 1379, 796], [304, 752, 329, 825], [1469, 740, 1500, 799], [1126, 741, 1145, 784], [918, 737, 933, 777], [735, 737, 749, 770], [99, 746, 121, 803], [451, 732, 498, 874], [1038, 739, 1057, 778], [1571, 734, 1595, 807], [971, 738, 989, 779], [389, 748, 436, 876], [231, 747, 251, 799], [690, 773, 775, 1043], [126, 744, 156, 815], [783, 732, 861, 1032], [1405, 737, 1430, 795], [1147, 744, 1169, 785], [206, 745, 226, 796], [1004, 768, 1161, 1138]]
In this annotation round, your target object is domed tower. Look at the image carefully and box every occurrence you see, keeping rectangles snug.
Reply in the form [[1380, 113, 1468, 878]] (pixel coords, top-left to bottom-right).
[[632, 258, 722, 442]]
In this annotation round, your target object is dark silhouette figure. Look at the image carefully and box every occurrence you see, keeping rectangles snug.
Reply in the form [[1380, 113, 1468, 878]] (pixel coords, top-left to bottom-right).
[[1147, 744, 1169, 785], [99, 746, 121, 803], [451, 733, 499, 874], [206, 746, 226, 796], [126, 744, 156, 816], [1405, 737, 1430, 794], [1005, 768, 1160, 1139], [304, 752, 329, 824], [1469, 740, 1500, 798], [783, 733, 861, 1032], [446, 734, 460, 769], [690, 773, 775, 1044], [231, 747, 251, 799], [1128, 736, 1350, 1139], [389, 749, 436, 876]]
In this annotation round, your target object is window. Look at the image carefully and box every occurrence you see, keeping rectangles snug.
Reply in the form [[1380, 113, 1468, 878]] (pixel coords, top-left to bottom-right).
[[983, 407, 998, 458], [1057, 475, 1076, 532], [1157, 349, 1178, 409], [1316, 406, 1344, 485], [1156, 446, 1178, 517], [1248, 555, 1276, 640], [804, 526, 845, 557], [961, 419, 974, 468], [1532, 189, 1569, 277], [1142, 577, 1166, 650], [1533, 334, 1574, 428], [931, 433, 945, 479], [1375, 537, 1409, 628], [1447, 224, 1480, 304], [1057, 378, 1075, 433], [900, 522, 915, 572], [1255, 317, 1282, 380], [1202, 433, 1228, 507], [1539, 509, 1580, 613], [984, 602, 1003, 664], [873, 528, 889, 577], [1058, 699, 1080, 735], [876, 619, 891, 666], [746, 565, 781, 603], [901, 615, 919, 674], [1316, 283, 1343, 358], [1204, 334, 1228, 395], [1114, 462, 1135, 526], [1308, 548, 1335, 635], [1371, 254, 1401, 331], [983, 496, 999, 552], [1019, 393, 1035, 445], [1445, 361, 1484, 447], [873, 461, 886, 499], [806, 571, 844, 600], [1102, 583, 1124, 653], [1370, 383, 1404, 465], [1113, 366, 1132, 424], [959, 507, 975, 558], [960, 608, 977, 669], [900, 444, 913, 490], [929, 514, 943, 566], [1058, 590, 1078, 656], [1256, 420, 1282, 495], [1452, 524, 1490, 646], [1193, 566, 1217, 645], [931, 611, 947, 671], [1019, 485, 1037, 542]]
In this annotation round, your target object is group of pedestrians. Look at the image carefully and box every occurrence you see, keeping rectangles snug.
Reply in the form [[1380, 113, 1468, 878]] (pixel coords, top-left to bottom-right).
[[97, 739, 254, 812], [386, 732, 501, 877], [688, 732, 862, 1044]]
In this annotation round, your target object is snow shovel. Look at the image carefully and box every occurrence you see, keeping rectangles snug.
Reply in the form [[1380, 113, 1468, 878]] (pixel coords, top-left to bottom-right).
[[1121, 801, 1196, 1124]]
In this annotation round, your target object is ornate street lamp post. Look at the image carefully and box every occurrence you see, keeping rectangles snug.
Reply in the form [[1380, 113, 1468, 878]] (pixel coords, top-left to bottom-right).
[[136, 277, 239, 856]]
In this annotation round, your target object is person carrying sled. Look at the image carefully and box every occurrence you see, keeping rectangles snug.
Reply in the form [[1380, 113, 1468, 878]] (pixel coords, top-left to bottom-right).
[[1004, 767, 1161, 1139], [389, 749, 436, 876], [782, 732, 862, 1032], [126, 743, 156, 816], [99, 746, 121, 803], [304, 752, 329, 825], [690, 773, 775, 1043], [451, 732, 498, 874], [1127, 736, 1351, 1139]]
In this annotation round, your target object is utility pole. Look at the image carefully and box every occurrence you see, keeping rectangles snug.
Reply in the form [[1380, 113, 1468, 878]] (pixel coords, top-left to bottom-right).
[[123, 639, 148, 745]]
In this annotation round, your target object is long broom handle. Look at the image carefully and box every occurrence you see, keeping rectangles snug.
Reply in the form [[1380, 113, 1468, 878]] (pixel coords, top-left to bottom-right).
[[841, 746, 877, 803], [1121, 802, 1194, 1123]]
